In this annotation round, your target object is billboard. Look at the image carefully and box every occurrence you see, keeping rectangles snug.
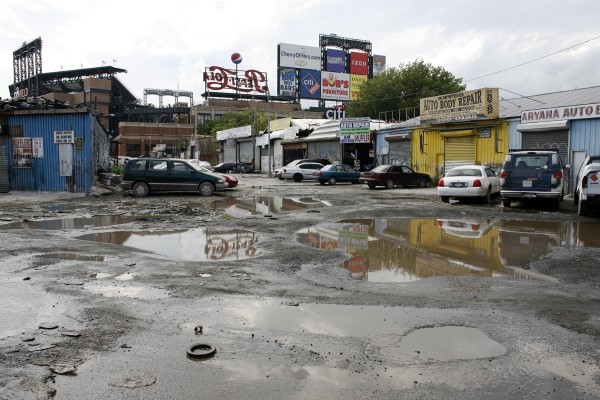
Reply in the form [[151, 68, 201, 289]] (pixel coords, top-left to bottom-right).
[[299, 69, 321, 99], [204, 66, 268, 94], [373, 55, 386, 76], [420, 88, 500, 124], [326, 49, 346, 72], [278, 43, 321, 70], [350, 74, 368, 101], [349, 52, 369, 75], [321, 72, 350, 101], [278, 67, 297, 96], [339, 117, 371, 143]]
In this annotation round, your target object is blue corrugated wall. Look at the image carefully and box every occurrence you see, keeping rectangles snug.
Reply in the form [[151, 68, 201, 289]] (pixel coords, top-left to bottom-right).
[[8, 110, 94, 192]]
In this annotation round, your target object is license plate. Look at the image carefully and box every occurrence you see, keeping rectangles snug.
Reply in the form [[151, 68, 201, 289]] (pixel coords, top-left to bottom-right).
[[522, 180, 532, 188], [451, 182, 466, 188], [524, 193, 535, 198]]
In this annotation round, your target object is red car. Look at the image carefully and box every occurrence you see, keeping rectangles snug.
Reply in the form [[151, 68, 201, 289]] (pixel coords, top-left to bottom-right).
[[221, 174, 238, 188], [359, 165, 431, 189]]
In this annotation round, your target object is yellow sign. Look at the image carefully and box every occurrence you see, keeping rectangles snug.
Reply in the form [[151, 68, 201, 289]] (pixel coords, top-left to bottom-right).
[[268, 117, 292, 132], [420, 88, 499, 124], [350, 74, 368, 101]]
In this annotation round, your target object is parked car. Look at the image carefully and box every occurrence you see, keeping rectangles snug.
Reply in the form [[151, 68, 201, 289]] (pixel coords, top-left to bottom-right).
[[186, 159, 212, 169], [196, 166, 238, 189], [359, 165, 431, 189], [314, 164, 360, 185], [212, 162, 254, 173], [120, 158, 228, 197], [281, 162, 324, 182], [573, 155, 600, 215], [274, 158, 331, 180], [212, 162, 238, 173], [500, 150, 567, 210], [437, 165, 500, 203]]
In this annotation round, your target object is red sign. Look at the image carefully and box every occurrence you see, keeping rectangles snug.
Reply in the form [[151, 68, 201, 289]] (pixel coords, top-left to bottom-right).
[[349, 52, 369, 75], [203, 66, 268, 94]]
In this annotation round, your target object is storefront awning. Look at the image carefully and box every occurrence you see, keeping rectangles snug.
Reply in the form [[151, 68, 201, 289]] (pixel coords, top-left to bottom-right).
[[517, 120, 570, 132]]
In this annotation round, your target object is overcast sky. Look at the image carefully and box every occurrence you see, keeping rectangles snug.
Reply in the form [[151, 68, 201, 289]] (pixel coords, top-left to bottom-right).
[[2, 0, 600, 106]]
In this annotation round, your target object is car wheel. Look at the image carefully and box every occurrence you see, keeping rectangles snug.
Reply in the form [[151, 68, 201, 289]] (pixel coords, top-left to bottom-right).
[[418, 179, 428, 188], [319, 181, 325, 185], [578, 198, 589, 216], [367, 183, 376, 189], [385, 179, 394, 190], [482, 187, 492, 204], [278, 176, 284, 181], [574, 191, 579, 206], [132, 182, 150, 197], [328, 176, 337, 185], [553, 196, 561, 211], [502, 199, 511, 208], [441, 196, 450, 203], [199, 181, 215, 196], [293, 174, 303, 182]]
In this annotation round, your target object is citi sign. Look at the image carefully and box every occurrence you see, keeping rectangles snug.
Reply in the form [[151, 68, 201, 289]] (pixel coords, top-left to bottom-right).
[[302, 73, 320, 94]]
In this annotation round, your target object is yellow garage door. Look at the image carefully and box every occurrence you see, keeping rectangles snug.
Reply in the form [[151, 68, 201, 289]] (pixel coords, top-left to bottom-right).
[[444, 134, 475, 172]]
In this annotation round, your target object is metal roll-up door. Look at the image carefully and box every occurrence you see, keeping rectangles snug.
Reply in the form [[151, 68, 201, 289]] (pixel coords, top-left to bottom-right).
[[444, 135, 475, 171], [239, 141, 253, 163], [521, 130, 569, 164], [0, 135, 8, 193], [388, 140, 411, 165]]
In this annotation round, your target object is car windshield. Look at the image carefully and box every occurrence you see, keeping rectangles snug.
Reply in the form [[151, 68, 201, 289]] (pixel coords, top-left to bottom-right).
[[447, 168, 482, 177], [321, 165, 335, 171]]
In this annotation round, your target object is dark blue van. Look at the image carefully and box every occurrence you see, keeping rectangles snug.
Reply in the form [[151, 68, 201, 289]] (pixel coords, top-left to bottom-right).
[[500, 150, 566, 210]]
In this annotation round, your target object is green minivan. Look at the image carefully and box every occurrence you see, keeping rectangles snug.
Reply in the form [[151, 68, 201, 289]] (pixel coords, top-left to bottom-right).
[[120, 158, 228, 197]]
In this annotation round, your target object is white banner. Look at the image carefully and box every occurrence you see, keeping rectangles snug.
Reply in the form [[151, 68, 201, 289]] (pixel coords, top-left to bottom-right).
[[278, 43, 321, 70], [216, 125, 252, 141]]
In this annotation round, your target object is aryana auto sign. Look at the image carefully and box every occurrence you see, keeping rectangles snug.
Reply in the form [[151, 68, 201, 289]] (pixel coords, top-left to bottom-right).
[[521, 103, 600, 123]]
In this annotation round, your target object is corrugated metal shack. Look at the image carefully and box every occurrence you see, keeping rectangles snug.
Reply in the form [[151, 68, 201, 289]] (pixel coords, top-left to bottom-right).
[[0, 99, 109, 193]]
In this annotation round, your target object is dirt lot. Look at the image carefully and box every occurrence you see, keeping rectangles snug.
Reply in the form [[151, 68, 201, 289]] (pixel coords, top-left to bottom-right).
[[0, 175, 599, 399]]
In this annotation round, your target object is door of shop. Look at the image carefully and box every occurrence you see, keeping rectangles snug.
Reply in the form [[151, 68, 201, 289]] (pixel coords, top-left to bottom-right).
[[444, 135, 475, 171], [388, 140, 411, 166]]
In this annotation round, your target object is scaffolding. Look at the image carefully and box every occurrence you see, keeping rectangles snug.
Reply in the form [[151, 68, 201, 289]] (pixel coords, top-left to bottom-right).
[[143, 88, 194, 107]]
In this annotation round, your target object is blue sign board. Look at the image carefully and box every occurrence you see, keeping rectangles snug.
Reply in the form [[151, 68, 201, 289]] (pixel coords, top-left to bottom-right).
[[326, 49, 346, 72], [299, 69, 321, 99]]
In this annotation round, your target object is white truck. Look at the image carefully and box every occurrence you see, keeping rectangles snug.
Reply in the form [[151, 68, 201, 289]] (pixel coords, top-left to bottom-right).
[[574, 155, 600, 216]]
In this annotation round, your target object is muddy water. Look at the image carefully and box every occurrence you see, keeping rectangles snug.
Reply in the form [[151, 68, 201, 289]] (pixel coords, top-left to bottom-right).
[[206, 196, 356, 216], [298, 218, 600, 282], [79, 228, 261, 262]]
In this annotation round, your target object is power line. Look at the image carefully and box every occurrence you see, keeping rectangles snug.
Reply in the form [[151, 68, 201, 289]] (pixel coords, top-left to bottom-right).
[[463, 35, 600, 83], [351, 35, 600, 106]]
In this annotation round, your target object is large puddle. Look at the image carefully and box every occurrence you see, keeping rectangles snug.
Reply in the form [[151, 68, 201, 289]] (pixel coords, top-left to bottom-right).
[[298, 218, 600, 282], [0, 215, 145, 230], [207, 196, 356, 217], [79, 228, 261, 261]]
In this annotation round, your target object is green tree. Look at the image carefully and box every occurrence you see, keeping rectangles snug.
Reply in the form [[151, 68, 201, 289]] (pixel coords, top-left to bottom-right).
[[346, 59, 466, 119], [196, 109, 270, 136]]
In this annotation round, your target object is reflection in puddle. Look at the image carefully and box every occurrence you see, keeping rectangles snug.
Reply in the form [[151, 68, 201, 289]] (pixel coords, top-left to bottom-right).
[[115, 273, 138, 281], [208, 196, 356, 217], [392, 326, 506, 361], [218, 297, 457, 336], [83, 283, 169, 299], [0, 215, 143, 230], [79, 228, 261, 261], [298, 218, 600, 282]]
